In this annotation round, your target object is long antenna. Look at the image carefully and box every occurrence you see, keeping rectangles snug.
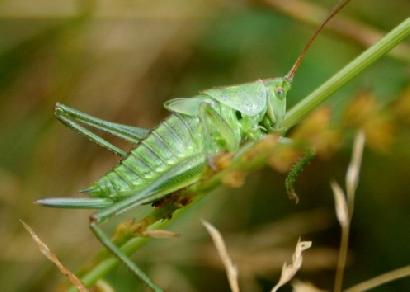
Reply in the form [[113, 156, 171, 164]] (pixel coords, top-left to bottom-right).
[[285, 0, 351, 81]]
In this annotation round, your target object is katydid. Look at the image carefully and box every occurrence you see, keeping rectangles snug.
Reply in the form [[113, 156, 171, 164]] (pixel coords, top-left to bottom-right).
[[37, 0, 351, 290]]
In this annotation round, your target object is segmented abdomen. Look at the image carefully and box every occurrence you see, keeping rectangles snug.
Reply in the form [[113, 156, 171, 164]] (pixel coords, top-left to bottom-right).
[[87, 114, 203, 198]]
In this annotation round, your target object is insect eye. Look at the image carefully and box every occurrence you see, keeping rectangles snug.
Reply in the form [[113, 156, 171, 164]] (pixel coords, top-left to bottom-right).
[[275, 87, 284, 96]]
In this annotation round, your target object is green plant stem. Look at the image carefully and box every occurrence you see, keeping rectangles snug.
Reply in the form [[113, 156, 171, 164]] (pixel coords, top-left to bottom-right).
[[73, 17, 410, 290], [282, 17, 410, 130]]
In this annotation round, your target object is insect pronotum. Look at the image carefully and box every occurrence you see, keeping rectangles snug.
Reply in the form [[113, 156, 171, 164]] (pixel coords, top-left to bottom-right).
[[37, 0, 351, 290]]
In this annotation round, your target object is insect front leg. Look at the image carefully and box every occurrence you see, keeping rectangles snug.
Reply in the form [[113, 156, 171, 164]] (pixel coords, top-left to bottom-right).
[[199, 103, 240, 152], [55, 103, 150, 157], [239, 115, 265, 141]]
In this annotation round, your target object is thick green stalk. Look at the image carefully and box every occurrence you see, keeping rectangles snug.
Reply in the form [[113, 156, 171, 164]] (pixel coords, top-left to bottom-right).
[[282, 17, 410, 130]]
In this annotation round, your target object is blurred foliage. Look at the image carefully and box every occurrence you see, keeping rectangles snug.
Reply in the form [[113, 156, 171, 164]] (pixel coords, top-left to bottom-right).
[[0, 0, 409, 291]]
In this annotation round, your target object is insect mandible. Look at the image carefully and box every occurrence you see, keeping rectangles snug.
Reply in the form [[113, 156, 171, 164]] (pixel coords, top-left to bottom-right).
[[37, 0, 351, 290]]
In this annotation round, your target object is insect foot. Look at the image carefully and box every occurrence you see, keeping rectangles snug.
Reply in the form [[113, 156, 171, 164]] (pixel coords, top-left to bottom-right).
[[89, 214, 97, 224]]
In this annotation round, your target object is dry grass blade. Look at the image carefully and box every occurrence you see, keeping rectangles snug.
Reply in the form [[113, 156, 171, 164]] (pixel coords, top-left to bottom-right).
[[332, 132, 365, 292], [331, 180, 349, 292], [345, 131, 365, 219], [142, 229, 179, 238], [95, 280, 114, 292], [345, 265, 410, 292], [271, 238, 312, 292], [20, 220, 88, 292], [292, 280, 325, 292], [202, 220, 240, 292], [330, 181, 348, 228]]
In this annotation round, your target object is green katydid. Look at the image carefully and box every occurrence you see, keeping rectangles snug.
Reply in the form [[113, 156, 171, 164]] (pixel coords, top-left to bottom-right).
[[37, 0, 350, 290]]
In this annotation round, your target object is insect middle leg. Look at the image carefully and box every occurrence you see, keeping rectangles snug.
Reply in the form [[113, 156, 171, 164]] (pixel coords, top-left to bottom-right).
[[89, 192, 163, 291], [90, 221, 162, 291]]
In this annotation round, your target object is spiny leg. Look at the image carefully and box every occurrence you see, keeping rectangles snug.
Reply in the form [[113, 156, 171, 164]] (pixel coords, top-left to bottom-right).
[[57, 115, 127, 157], [56, 103, 149, 143], [88, 189, 162, 291], [55, 103, 150, 157], [89, 194, 183, 291], [89, 221, 162, 292], [285, 148, 316, 203]]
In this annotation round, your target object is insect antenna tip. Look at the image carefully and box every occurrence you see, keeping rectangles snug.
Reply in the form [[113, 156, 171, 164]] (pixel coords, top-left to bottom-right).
[[285, 0, 351, 81]]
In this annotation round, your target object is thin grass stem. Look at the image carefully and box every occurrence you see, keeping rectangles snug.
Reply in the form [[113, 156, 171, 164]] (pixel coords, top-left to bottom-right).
[[344, 265, 410, 292], [334, 224, 349, 292]]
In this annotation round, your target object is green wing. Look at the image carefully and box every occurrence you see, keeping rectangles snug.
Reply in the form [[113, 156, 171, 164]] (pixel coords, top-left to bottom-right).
[[164, 96, 211, 116], [202, 80, 267, 116]]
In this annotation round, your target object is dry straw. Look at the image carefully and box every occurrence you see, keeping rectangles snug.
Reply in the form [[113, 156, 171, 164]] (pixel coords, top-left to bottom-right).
[[271, 239, 312, 292], [95, 280, 114, 292], [332, 131, 366, 292], [20, 220, 88, 292], [202, 220, 240, 292], [331, 181, 349, 228], [345, 264, 410, 292], [141, 229, 179, 238], [292, 280, 325, 292], [345, 130, 365, 220]]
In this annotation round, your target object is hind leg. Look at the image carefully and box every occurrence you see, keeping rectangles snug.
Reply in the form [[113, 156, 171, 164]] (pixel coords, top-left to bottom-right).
[[55, 103, 149, 157], [55, 103, 149, 142]]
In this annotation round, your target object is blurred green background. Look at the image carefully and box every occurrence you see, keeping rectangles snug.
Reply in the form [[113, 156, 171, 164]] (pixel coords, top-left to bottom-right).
[[0, 0, 409, 291]]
